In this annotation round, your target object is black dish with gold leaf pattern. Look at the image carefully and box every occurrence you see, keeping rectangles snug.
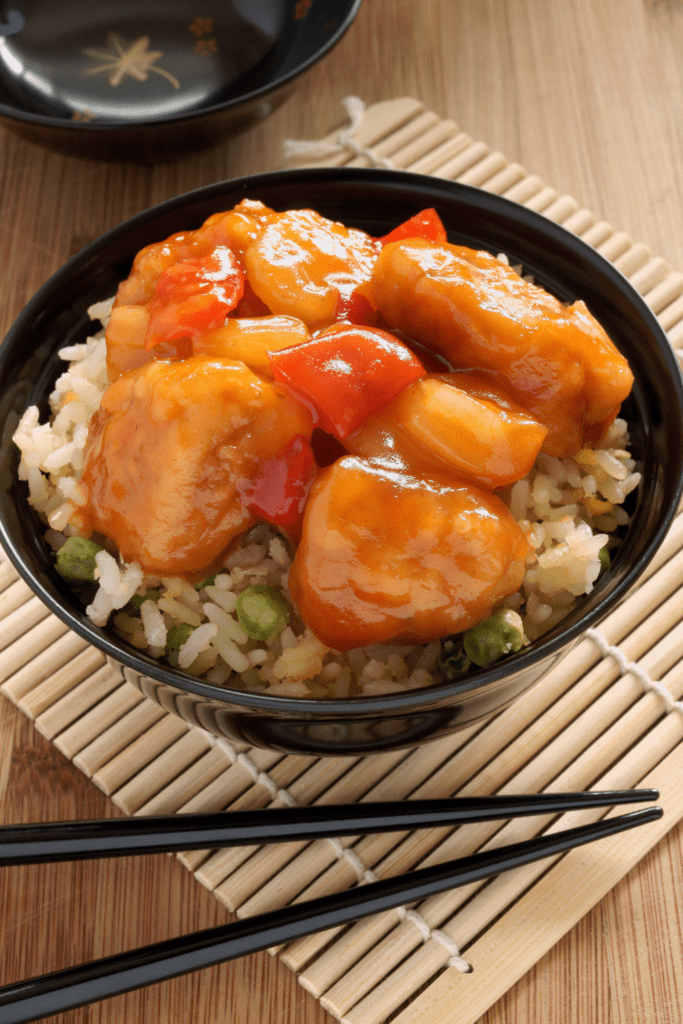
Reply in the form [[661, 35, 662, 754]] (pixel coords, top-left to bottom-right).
[[0, 1, 362, 160]]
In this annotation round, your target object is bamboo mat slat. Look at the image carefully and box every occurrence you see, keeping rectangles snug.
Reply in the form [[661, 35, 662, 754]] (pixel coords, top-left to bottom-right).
[[3, 97, 683, 1024]]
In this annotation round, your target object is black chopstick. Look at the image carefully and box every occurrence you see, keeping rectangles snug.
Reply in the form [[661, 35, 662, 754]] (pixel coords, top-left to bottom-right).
[[0, 806, 662, 1024], [0, 788, 659, 864]]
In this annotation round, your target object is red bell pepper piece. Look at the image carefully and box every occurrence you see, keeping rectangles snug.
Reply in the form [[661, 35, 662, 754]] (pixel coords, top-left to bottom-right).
[[333, 288, 381, 327], [269, 324, 426, 440], [242, 434, 317, 541], [145, 246, 245, 349], [378, 207, 448, 246]]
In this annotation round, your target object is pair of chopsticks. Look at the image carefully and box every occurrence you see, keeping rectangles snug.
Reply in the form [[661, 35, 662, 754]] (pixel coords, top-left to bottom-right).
[[0, 789, 662, 1024]]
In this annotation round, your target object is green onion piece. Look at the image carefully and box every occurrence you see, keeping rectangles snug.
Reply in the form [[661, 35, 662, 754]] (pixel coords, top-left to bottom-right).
[[165, 623, 195, 654], [438, 637, 472, 680], [598, 546, 611, 572], [195, 573, 218, 592], [235, 585, 290, 642], [463, 610, 525, 669], [55, 536, 103, 583]]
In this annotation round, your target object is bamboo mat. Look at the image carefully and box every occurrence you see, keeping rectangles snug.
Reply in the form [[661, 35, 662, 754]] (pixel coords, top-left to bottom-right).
[[3, 96, 683, 1024]]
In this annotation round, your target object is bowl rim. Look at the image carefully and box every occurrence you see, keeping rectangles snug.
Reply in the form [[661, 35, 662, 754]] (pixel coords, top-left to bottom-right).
[[0, 0, 363, 131], [2, 165, 682, 718]]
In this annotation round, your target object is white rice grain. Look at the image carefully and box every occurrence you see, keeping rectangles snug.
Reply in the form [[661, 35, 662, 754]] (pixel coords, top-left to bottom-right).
[[204, 586, 238, 613], [213, 573, 234, 590], [86, 587, 114, 626], [361, 660, 386, 680], [211, 631, 250, 672], [595, 449, 629, 480], [387, 653, 409, 679], [58, 343, 91, 361], [206, 660, 233, 685], [600, 476, 625, 504], [140, 599, 167, 649], [362, 679, 408, 695], [69, 377, 103, 408], [47, 502, 75, 531], [157, 596, 202, 627], [178, 623, 218, 669], [86, 298, 115, 324], [622, 472, 641, 495], [43, 443, 77, 471], [225, 543, 266, 569], [95, 550, 121, 593], [174, 587, 203, 612], [510, 479, 530, 521], [414, 641, 441, 671], [57, 476, 87, 506], [269, 537, 291, 568], [279, 626, 298, 651], [203, 603, 248, 644], [407, 668, 437, 688]]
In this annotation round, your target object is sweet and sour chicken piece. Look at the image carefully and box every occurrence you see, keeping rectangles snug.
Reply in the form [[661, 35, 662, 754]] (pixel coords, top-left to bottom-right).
[[77, 356, 312, 576], [289, 456, 529, 651], [346, 371, 548, 490], [105, 200, 279, 381], [368, 239, 634, 457], [243, 208, 380, 329], [114, 199, 276, 307]]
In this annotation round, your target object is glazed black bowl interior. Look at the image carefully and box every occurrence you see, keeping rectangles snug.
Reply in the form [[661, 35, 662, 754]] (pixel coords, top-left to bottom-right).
[[1, 168, 682, 756], [0, 1, 362, 160]]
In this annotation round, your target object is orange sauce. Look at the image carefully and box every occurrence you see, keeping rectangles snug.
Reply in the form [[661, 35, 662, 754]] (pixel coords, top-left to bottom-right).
[[369, 239, 634, 457], [79, 356, 312, 576], [289, 456, 529, 651], [80, 204, 635, 651]]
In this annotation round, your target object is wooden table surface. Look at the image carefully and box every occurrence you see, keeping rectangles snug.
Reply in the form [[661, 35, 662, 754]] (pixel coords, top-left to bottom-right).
[[2, 0, 683, 1021]]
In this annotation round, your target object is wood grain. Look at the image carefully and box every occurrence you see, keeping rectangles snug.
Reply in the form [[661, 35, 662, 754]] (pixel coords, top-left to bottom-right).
[[3, 0, 683, 1021]]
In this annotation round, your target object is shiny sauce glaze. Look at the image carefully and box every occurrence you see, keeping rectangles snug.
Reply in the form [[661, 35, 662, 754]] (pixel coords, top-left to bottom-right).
[[366, 238, 634, 457], [76, 203, 634, 649], [77, 356, 312, 576], [289, 456, 529, 651]]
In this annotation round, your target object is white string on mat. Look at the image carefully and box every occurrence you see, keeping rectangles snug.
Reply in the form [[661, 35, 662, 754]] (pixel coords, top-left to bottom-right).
[[202, 731, 472, 971], [203, 734, 297, 806], [282, 96, 396, 169], [585, 627, 683, 716]]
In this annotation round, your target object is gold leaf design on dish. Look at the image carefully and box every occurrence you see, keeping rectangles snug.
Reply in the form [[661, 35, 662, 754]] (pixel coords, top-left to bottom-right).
[[194, 37, 218, 54], [71, 108, 95, 121], [188, 17, 214, 37], [82, 33, 181, 89]]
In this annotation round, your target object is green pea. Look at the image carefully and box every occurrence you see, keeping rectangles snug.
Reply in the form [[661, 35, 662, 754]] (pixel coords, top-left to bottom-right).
[[438, 637, 472, 680], [55, 536, 103, 583], [463, 610, 525, 669], [165, 623, 196, 654], [126, 588, 161, 614], [235, 585, 290, 642], [598, 546, 611, 572]]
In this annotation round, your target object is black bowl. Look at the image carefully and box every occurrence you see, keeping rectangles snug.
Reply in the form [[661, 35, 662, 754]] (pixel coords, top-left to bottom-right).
[[2, 168, 682, 755], [0, 1, 362, 161]]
